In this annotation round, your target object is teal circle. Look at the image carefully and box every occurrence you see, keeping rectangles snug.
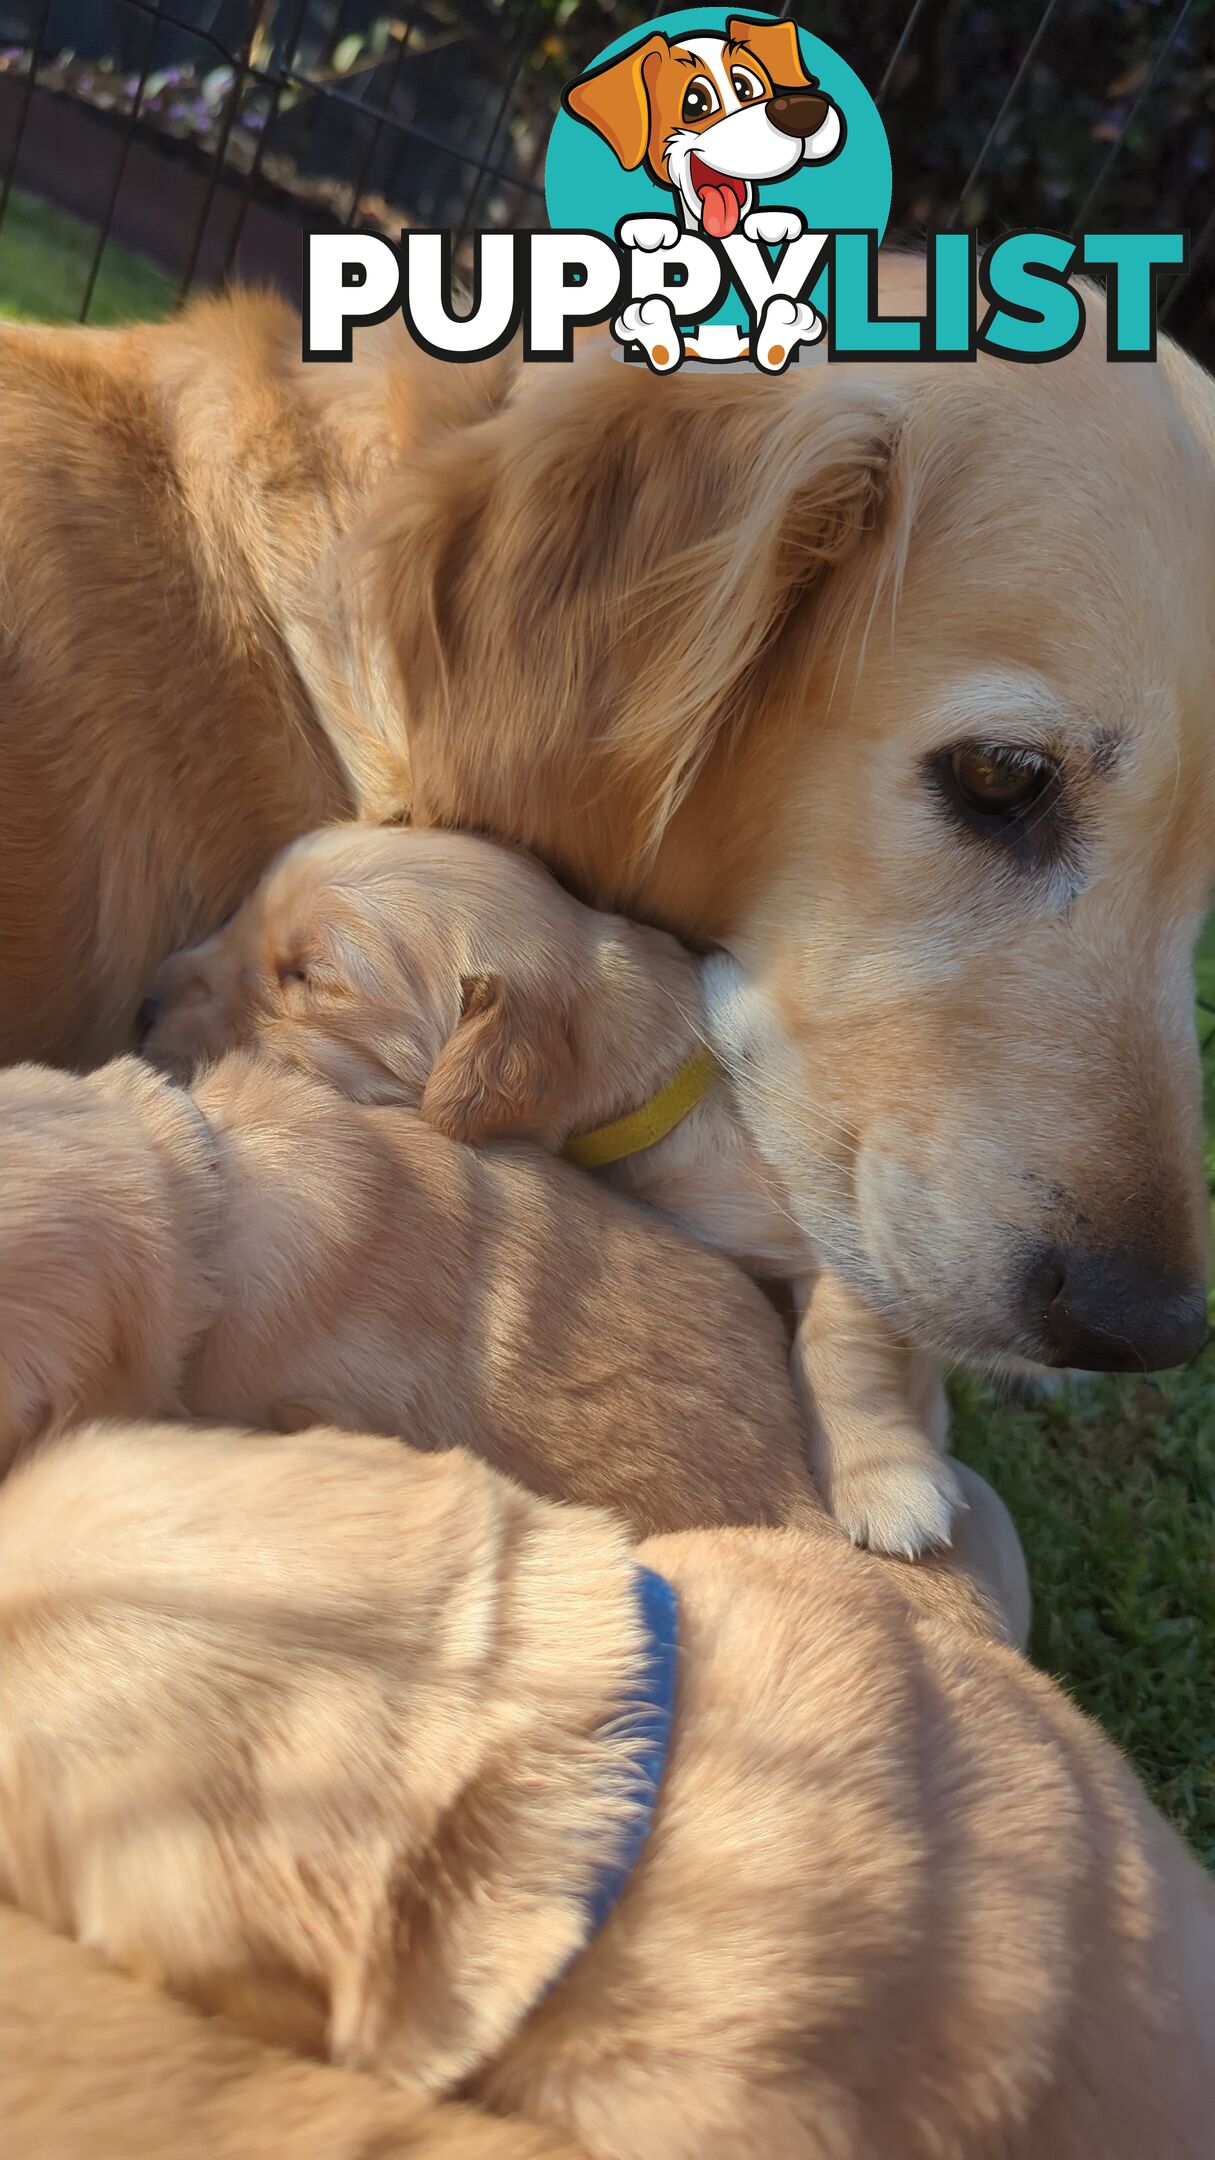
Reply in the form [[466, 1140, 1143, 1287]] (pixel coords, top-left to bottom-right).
[[544, 9, 891, 328]]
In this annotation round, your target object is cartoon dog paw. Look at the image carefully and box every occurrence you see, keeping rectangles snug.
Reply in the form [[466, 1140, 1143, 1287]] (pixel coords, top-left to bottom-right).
[[618, 215, 682, 253], [742, 207, 806, 247], [754, 294, 822, 373], [612, 296, 683, 373]]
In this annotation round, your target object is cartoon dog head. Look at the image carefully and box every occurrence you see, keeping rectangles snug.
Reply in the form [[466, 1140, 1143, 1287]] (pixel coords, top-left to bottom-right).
[[563, 15, 844, 236]]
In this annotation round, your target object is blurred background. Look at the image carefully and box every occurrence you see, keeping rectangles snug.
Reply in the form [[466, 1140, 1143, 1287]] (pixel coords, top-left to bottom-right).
[[0, 0, 1211, 361], [0, 0, 1211, 1859]]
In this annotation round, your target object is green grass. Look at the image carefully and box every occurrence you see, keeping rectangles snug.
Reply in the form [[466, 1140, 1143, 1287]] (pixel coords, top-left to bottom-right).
[[0, 195, 1210, 1861], [0, 187, 174, 325], [953, 914, 1215, 1868]]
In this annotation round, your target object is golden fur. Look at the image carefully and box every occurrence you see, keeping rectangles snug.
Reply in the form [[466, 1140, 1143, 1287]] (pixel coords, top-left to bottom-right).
[[1, 276, 1210, 1366], [0, 300, 507, 1065], [1, 1422, 1210, 2157], [0, 1908, 588, 2160], [1, 268, 1210, 2151], [142, 820, 961, 1557], [4, 274, 1202, 1347], [0, 1050, 816, 1538], [365, 271, 1215, 1372], [0, 1042, 1028, 1638]]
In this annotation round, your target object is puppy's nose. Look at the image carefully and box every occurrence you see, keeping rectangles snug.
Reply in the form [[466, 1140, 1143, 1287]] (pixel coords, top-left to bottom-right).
[[767, 89, 831, 139], [1021, 1245, 1209, 1372], [134, 995, 160, 1048]]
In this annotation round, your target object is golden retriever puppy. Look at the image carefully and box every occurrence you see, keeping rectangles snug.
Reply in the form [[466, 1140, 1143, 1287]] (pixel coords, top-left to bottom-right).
[[0, 1421, 1209, 2158], [365, 272, 1215, 1395], [0, 1050, 821, 1540], [143, 822, 960, 1557], [0, 1045, 1028, 1639], [0, 1908, 587, 2160]]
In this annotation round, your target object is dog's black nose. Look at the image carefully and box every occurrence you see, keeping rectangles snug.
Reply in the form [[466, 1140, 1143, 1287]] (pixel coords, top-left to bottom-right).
[[1021, 1244, 1209, 1372], [767, 89, 831, 139], [134, 995, 160, 1048]]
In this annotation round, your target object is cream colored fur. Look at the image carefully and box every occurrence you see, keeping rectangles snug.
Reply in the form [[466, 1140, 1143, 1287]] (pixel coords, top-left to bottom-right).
[[145, 821, 960, 1556], [0, 1422, 1209, 2158], [0, 1050, 816, 1540]]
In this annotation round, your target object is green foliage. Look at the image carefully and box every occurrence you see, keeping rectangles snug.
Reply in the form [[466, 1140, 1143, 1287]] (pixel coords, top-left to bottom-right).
[[954, 915, 1215, 1868]]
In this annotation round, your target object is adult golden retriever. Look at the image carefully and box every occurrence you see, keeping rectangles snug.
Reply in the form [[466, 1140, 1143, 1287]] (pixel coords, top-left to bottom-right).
[[2, 1421, 1212, 2159], [1, 267, 1212, 1376], [0, 296, 444, 1065], [366, 286, 1215, 1382]]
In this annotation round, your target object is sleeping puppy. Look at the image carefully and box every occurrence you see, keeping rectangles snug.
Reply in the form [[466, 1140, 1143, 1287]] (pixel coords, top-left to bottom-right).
[[0, 1044, 1028, 1640], [0, 1420, 1209, 2158], [0, 1052, 815, 1540], [144, 822, 960, 1558]]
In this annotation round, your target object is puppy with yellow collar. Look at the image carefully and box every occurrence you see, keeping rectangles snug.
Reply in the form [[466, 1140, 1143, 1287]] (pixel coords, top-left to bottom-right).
[[142, 823, 970, 1563]]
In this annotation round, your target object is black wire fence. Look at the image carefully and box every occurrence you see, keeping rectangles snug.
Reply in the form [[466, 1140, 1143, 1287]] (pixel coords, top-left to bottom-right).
[[0, 0, 1210, 362]]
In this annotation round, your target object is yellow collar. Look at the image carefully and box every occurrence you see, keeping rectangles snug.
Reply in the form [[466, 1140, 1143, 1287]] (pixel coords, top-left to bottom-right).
[[562, 1047, 721, 1171]]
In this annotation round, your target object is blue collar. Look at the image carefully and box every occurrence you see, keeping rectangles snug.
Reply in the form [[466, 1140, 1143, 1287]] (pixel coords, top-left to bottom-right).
[[546, 1565, 679, 1995]]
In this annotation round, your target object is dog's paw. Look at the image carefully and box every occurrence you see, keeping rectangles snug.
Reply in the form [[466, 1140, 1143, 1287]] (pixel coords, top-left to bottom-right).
[[612, 296, 683, 372], [742, 207, 805, 247], [754, 295, 822, 373], [829, 1450, 966, 1560], [618, 215, 681, 253]]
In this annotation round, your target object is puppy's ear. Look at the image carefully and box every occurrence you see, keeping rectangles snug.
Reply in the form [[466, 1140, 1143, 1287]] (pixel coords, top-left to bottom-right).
[[420, 973, 577, 1146], [726, 17, 815, 91], [562, 35, 667, 170]]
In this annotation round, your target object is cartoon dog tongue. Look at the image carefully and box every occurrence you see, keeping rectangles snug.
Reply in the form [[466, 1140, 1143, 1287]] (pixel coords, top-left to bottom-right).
[[693, 164, 744, 239], [700, 184, 739, 239]]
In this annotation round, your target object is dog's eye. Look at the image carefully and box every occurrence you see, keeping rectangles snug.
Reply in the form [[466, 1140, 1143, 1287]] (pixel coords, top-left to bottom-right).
[[730, 67, 763, 103], [927, 741, 1068, 870], [277, 962, 309, 987], [682, 77, 718, 123], [948, 745, 1057, 820]]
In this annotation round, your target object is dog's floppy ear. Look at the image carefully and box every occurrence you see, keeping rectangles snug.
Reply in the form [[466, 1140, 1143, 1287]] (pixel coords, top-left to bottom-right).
[[562, 34, 667, 170], [366, 358, 904, 904], [726, 16, 815, 91], [420, 973, 577, 1145]]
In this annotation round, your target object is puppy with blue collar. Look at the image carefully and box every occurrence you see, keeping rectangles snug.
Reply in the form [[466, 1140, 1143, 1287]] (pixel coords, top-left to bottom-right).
[[2, 1417, 1211, 2159]]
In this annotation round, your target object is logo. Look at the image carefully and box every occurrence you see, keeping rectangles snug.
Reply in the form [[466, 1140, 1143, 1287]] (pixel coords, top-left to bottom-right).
[[546, 10, 888, 369], [303, 11, 1186, 370]]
